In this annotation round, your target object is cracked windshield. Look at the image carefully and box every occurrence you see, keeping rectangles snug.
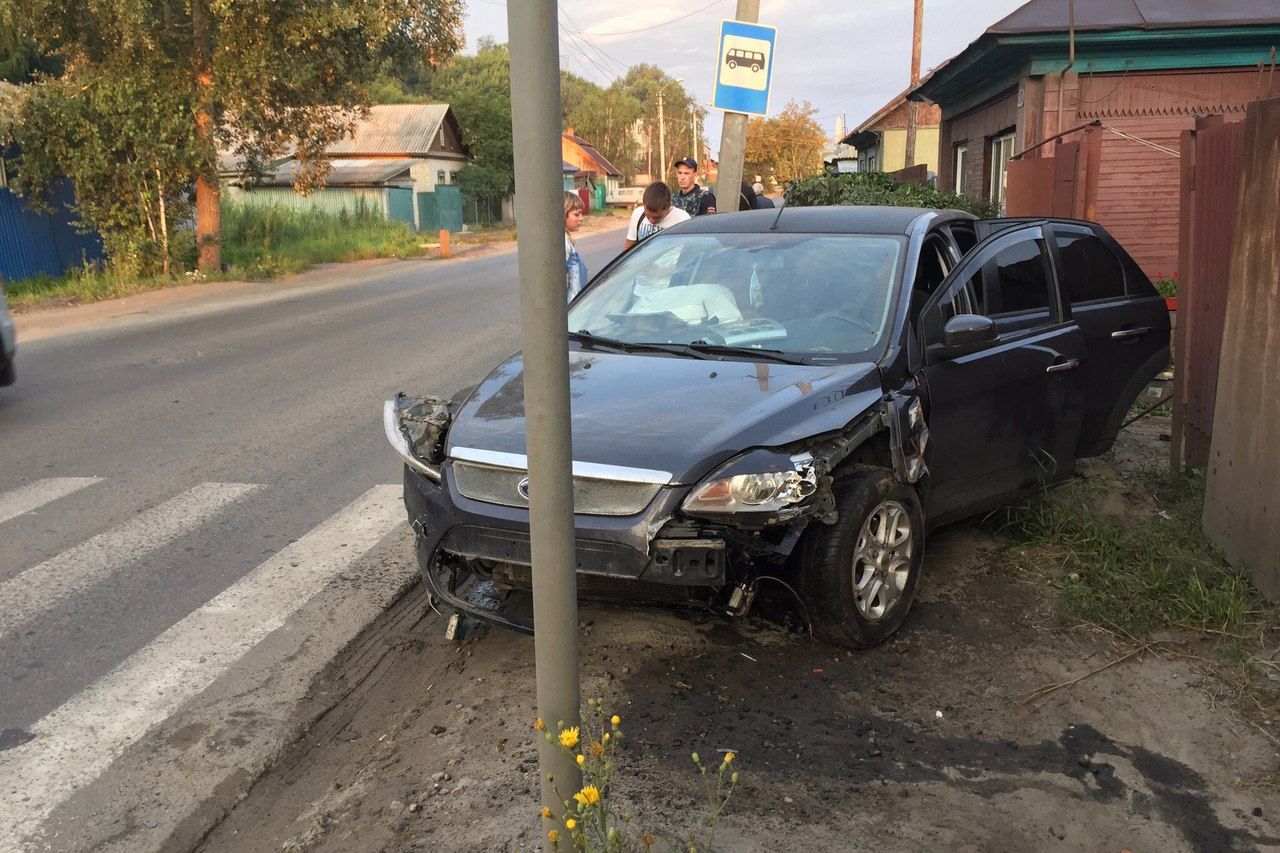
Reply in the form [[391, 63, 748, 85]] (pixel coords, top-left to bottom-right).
[[567, 233, 905, 361]]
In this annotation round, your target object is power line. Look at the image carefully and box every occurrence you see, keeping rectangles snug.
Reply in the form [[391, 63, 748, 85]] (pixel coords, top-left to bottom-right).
[[583, 0, 728, 36]]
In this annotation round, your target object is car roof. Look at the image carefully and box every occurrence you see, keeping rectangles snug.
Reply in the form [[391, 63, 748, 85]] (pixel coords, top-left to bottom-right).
[[668, 205, 973, 236]]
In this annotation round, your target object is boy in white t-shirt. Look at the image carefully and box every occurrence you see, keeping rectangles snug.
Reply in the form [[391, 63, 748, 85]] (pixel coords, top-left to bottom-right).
[[625, 181, 691, 249]]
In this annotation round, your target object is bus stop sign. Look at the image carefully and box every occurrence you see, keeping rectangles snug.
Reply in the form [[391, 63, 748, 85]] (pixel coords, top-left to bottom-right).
[[712, 20, 776, 116]]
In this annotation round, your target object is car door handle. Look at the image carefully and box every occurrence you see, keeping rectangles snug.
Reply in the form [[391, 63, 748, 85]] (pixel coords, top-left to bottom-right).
[[1111, 326, 1151, 340], [1045, 358, 1080, 374]]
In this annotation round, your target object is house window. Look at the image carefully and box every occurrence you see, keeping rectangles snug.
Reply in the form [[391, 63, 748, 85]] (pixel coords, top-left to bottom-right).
[[437, 170, 447, 185], [953, 143, 968, 195], [988, 131, 1016, 211], [450, 170, 460, 186]]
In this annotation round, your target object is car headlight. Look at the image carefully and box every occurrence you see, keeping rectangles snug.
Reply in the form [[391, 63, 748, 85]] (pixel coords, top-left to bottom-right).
[[384, 397, 443, 483], [683, 452, 818, 514]]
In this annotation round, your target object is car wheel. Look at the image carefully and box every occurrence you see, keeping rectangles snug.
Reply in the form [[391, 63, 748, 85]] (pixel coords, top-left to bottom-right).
[[728, 60, 737, 69], [751, 63, 760, 72], [798, 467, 923, 648]]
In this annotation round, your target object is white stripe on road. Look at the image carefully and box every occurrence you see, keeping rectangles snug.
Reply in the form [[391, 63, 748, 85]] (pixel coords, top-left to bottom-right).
[[0, 485, 403, 851], [0, 482, 262, 639], [0, 477, 103, 526]]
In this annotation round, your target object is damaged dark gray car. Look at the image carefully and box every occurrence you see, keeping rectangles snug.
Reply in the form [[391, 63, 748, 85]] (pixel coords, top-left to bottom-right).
[[386, 206, 1169, 647]]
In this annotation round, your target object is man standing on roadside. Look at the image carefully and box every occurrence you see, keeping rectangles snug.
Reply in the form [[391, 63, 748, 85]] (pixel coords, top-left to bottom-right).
[[624, 181, 690, 250], [670, 157, 716, 217]]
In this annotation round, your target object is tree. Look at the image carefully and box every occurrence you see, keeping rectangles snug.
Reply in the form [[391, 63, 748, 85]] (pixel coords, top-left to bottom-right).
[[621, 66, 705, 180], [1, 0, 464, 272], [744, 100, 827, 188], [428, 39, 514, 200], [567, 82, 642, 183]]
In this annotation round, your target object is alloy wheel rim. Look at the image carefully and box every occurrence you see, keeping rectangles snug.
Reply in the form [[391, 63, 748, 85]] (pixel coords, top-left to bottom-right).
[[851, 500, 913, 622]]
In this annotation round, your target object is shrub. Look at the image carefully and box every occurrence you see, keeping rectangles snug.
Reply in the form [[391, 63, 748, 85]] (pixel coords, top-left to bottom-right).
[[784, 171, 1000, 218]]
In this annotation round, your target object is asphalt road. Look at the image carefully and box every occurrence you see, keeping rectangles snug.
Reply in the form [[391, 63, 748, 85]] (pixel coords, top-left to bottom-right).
[[0, 226, 625, 851]]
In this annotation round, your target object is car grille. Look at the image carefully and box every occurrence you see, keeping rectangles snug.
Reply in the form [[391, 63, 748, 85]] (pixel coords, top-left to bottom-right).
[[450, 461, 663, 516]]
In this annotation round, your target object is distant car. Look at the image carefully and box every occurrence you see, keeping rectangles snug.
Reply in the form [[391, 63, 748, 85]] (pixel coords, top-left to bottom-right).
[[0, 287, 14, 387], [387, 207, 1170, 647]]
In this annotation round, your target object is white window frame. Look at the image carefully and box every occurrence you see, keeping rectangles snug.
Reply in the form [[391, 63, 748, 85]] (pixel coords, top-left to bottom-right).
[[988, 131, 1016, 211], [953, 143, 968, 195]]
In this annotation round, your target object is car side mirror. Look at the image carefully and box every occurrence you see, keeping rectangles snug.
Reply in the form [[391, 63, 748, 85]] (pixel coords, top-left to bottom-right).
[[927, 314, 999, 362]]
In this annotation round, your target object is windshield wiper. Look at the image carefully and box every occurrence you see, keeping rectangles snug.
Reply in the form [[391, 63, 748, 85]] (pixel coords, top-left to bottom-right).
[[686, 342, 808, 365], [568, 330, 633, 353], [569, 331, 706, 360]]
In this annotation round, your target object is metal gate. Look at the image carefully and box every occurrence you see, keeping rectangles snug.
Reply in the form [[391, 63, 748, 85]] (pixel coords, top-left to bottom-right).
[[1004, 126, 1101, 219], [416, 186, 463, 233], [1169, 116, 1247, 471]]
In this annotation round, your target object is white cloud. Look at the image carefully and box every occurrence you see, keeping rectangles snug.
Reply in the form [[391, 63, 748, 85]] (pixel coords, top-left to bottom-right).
[[462, 0, 1029, 147]]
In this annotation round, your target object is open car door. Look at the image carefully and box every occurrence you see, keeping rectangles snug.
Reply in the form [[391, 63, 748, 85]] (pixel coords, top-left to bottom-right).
[[915, 224, 1087, 525]]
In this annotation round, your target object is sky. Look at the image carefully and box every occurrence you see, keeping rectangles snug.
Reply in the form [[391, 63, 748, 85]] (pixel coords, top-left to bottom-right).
[[462, 0, 1031, 150]]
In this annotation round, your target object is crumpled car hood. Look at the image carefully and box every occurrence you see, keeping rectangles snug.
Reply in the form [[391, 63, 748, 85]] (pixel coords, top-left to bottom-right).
[[446, 350, 885, 484]]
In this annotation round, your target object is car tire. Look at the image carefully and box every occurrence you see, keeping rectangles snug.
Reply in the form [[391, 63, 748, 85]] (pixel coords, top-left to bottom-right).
[[798, 467, 923, 648], [728, 60, 737, 69], [751, 63, 760, 72]]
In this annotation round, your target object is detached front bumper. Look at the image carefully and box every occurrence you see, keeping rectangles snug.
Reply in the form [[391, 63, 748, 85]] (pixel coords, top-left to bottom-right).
[[402, 463, 738, 634]]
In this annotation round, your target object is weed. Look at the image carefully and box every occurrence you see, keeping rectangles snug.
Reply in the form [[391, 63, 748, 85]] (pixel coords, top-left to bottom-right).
[[992, 469, 1278, 655], [5, 201, 426, 309]]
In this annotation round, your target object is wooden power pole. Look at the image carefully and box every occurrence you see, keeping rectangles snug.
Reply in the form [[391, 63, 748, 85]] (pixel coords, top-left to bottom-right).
[[715, 0, 760, 209], [904, 0, 924, 168]]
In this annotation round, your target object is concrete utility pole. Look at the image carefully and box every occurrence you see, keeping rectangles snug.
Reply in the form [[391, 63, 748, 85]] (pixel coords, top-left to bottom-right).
[[692, 105, 700, 169], [904, 0, 924, 168], [504, 0, 581, 839], [658, 89, 666, 182], [716, 0, 760, 208]]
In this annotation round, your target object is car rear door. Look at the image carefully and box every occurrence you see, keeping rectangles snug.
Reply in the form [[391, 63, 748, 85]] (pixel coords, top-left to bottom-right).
[[917, 225, 1088, 523], [1047, 223, 1172, 457]]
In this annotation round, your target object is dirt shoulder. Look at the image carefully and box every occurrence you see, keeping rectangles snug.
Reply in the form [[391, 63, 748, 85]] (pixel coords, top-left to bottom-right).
[[194, 425, 1280, 853]]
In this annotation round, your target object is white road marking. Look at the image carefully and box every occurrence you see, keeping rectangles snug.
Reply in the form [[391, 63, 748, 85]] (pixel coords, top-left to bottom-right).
[[0, 482, 262, 639], [0, 477, 103, 526], [0, 485, 403, 851]]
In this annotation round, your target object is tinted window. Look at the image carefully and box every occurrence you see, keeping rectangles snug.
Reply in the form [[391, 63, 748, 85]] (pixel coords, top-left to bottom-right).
[[1055, 232, 1125, 303], [985, 237, 1053, 316]]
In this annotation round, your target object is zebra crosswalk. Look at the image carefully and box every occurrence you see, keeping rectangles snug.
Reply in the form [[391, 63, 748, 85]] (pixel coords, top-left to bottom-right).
[[0, 477, 410, 852]]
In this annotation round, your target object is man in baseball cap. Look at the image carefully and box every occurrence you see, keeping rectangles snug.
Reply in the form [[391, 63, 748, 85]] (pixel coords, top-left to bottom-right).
[[670, 157, 716, 217]]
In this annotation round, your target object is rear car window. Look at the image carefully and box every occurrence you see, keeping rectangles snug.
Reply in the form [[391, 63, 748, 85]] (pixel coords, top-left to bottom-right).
[[986, 237, 1053, 316], [1055, 232, 1126, 303]]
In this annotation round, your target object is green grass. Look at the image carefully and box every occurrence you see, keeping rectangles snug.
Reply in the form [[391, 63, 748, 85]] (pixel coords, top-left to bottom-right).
[[5, 202, 427, 310], [221, 202, 425, 277], [992, 469, 1278, 656]]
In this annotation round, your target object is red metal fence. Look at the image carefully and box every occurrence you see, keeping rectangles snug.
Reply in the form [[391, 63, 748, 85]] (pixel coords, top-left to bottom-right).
[[1170, 116, 1247, 470]]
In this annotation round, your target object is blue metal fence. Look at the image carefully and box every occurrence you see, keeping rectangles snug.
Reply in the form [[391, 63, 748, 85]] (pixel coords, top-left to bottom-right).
[[0, 179, 103, 283]]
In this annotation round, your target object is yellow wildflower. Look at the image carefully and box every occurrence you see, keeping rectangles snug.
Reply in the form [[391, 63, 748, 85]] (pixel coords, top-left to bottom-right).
[[576, 754, 586, 767], [559, 726, 580, 749], [535, 718, 546, 731], [566, 818, 577, 831], [602, 733, 611, 743], [723, 752, 735, 764], [540, 806, 552, 820], [610, 715, 621, 726], [589, 741, 605, 757], [573, 785, 601, 806], [548, 829, 560, 843]]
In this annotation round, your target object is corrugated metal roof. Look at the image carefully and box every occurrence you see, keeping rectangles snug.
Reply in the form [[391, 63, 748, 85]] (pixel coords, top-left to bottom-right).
[[253, 157, 418, 188], [326, 104, 451, 157], [990, 0, 1280, 34], [563, 134, 622, 177]]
